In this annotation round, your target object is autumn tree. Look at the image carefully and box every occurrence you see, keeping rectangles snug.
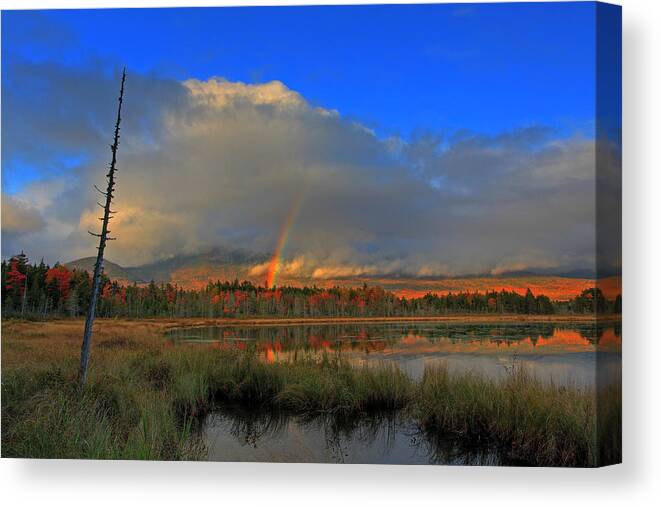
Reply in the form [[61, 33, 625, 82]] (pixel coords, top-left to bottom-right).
[[4, 254, 27, 313]]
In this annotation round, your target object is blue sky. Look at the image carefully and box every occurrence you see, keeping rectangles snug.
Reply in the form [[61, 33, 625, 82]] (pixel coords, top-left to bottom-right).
[[3, 3, 599, 138], [1, 3, 621, 274]]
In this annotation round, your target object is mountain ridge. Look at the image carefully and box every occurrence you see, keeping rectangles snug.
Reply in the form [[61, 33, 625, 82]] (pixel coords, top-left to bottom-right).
[[66, 247, 601, 284], [64, 246, 619, 301], [66, 245, 269, 286]]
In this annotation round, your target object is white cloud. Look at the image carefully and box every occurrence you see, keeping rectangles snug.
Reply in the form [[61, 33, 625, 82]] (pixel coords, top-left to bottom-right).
[[2, 64, 619, 276], [184, 78, 306, 109]]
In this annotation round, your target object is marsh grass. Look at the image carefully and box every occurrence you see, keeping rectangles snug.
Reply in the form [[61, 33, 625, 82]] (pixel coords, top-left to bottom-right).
[[414, 365, 607, 466], [1, 319, 620, 465]]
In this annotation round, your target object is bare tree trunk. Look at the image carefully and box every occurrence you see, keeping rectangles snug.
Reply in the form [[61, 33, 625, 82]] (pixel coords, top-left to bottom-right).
[[79, 69, 126, 386]]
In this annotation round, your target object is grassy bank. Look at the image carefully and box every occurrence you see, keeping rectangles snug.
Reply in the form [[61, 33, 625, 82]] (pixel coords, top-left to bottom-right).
[[1, 319, 620, 466]]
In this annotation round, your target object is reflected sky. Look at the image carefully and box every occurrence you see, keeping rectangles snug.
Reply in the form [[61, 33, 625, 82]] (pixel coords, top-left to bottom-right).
[[167, 321, 621, 388], [204, 409, 505, 465]]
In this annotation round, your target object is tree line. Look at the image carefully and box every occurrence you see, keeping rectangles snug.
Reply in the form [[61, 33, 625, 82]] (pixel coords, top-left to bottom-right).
[[2, 252, 621, 319]]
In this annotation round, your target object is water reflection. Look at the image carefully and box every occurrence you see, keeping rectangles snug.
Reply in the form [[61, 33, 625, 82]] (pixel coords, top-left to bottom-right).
[[168, 321, 621, 387], [204, 408, 508, 465]]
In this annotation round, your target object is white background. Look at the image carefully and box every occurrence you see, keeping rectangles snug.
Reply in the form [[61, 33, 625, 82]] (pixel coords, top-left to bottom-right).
[[1, 0, 659, 505]]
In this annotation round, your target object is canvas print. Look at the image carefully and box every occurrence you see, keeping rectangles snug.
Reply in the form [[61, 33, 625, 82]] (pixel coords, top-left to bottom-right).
[[1, 2, 621, 467]]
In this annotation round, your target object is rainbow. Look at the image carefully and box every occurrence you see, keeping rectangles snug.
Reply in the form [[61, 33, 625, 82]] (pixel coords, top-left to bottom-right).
[[265, 191, 306, 288]]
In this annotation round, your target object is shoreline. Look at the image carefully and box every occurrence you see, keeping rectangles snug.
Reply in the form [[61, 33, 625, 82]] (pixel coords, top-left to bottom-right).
[[157, 314, 621, 332], [1, 314, 621, 336]]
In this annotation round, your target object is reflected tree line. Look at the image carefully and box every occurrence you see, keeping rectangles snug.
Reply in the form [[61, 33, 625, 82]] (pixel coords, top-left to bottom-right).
[[169, 322, 622, 354]]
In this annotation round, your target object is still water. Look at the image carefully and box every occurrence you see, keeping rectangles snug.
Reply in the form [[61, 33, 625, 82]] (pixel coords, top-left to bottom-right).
[[203, 408, 508, 465], [167, 320, 621, 464], [167, 320, 621, 387]]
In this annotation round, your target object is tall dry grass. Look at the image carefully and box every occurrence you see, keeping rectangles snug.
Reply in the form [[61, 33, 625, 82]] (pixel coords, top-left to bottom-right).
[[1, 319, 620, 465]]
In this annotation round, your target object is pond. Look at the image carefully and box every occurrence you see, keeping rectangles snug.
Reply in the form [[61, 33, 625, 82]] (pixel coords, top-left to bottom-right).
[[167, 320, 621, 464], [203, 407, 513, 465], [167, 320, 621, 387]]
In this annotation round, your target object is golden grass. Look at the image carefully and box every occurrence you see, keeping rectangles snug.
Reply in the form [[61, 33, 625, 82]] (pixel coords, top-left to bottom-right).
[[1, 318, 620, 465]]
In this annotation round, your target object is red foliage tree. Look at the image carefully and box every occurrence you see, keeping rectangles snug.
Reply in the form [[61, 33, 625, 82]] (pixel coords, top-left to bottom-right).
[[5, 258, 26, 297], [45, 265, 72, 300], [165, 283, 177, 305]]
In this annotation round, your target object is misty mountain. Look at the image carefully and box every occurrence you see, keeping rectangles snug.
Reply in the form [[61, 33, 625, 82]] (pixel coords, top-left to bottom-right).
[[67, 246, 269, 286], [65, 243, 603, 296], [65, 257, 141, 284]]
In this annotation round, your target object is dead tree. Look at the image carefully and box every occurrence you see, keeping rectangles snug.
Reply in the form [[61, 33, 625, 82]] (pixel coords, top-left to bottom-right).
[[79, 68, 126, 386]]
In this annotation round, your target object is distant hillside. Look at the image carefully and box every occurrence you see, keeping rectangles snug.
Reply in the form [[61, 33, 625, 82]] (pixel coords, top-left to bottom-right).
[[66, 246, 617, 300], [328, 276, 609, 301], [128, 246, 268, 285], [65, 257, 142, 285], [67, 246, 269, 288]]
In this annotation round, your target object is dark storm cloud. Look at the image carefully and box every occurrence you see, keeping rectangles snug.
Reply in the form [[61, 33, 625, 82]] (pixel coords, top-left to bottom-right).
[[1, 62, 615, 276]]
